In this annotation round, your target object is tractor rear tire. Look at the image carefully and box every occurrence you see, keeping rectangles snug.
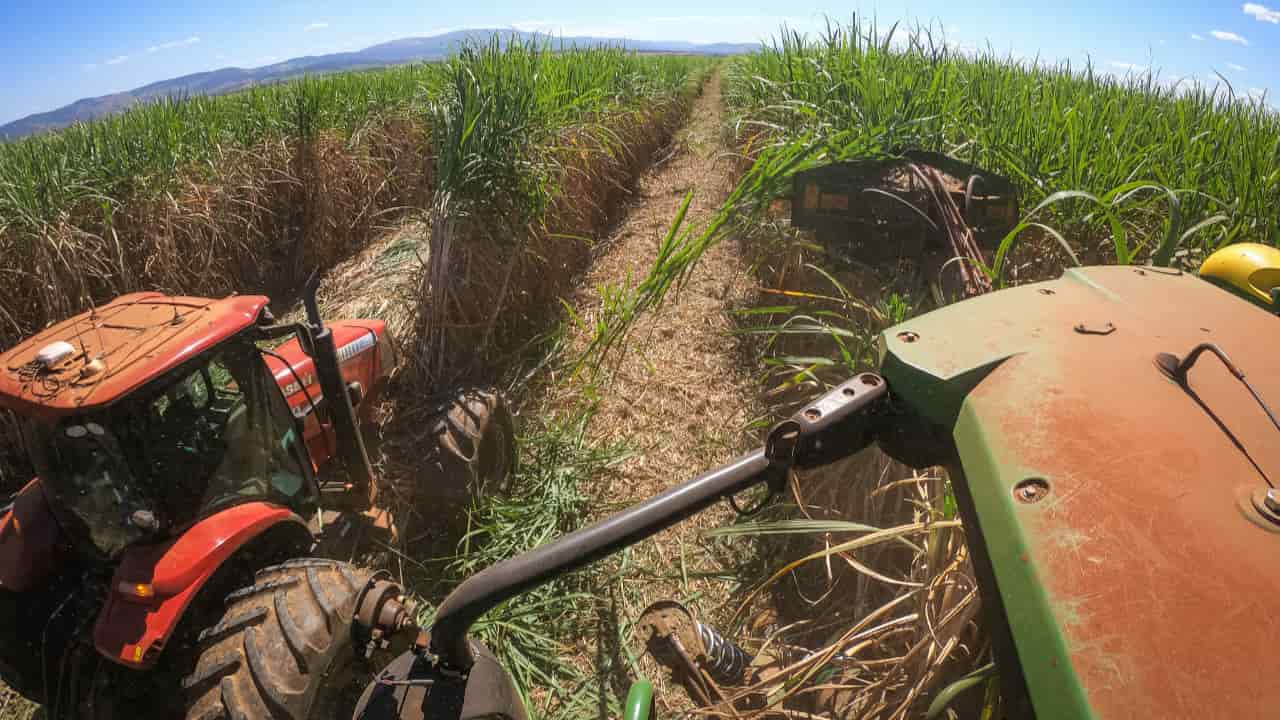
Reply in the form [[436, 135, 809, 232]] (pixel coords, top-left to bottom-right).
[[182, 559, 377, 720]]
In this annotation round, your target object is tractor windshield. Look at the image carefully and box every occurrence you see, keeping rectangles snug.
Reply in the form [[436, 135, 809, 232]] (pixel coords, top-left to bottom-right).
[[23, 338, 316, 557]]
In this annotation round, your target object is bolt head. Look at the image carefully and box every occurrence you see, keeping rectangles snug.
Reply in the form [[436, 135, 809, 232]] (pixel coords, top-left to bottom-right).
[[1265, 488, 1280, 513]]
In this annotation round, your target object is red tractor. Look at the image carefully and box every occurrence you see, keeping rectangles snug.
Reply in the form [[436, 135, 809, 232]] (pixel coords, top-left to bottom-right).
[[0, 280, 512, 718]]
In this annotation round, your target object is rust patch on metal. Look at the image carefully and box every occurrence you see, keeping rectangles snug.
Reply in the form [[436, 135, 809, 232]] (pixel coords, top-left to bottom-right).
[[818, 192, 850, 211]]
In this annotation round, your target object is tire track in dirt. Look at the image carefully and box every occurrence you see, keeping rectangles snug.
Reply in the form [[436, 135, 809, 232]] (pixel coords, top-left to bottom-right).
[[550, 70, 761, 710]]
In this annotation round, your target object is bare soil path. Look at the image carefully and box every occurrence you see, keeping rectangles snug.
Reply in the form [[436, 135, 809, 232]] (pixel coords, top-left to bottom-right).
[[547, 70, 761, 711]]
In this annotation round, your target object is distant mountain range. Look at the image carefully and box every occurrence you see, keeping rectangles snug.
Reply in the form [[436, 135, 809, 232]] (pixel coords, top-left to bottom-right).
[[1, 30, 756, 140]]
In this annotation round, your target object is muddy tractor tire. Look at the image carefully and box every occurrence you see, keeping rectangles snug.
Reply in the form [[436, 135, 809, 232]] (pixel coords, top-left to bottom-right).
[[434, 387, 516, 496], [399, 387, 516, 513], [183, 559, 389, 720]]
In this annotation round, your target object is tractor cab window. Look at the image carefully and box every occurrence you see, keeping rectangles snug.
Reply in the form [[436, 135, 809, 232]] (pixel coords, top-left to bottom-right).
[[24, 339, 317, 557]]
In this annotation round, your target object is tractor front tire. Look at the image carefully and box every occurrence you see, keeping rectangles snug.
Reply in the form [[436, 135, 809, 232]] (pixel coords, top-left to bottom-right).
[[393, 387, 516, 520], [183, 559, 377, 720], [432, 387, 516, 498]]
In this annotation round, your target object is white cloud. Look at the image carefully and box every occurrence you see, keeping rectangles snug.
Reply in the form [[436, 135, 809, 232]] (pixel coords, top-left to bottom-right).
[[510, 15, 811, 43], [304, 22, 329, 32], [1249, 87, 1268, 99], [1107, 61, 1149, 73], [146, 36, 200, 53], [1243, 2, 1280, 23], [420, 26, 471, 38], [1227, 62, 1247, 71], [1210, 29, 1250, 45], [1191, 33, 1204, 40], [105, 55, 128, 65]]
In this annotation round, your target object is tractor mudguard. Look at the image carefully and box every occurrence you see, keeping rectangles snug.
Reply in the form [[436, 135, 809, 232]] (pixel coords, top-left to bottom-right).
[[0, 479, 63, 592], [93, 501, 310, 669]]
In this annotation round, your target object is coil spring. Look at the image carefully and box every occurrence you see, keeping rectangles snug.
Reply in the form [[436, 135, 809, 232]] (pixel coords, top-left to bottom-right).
[[695, 621, 752, 685]]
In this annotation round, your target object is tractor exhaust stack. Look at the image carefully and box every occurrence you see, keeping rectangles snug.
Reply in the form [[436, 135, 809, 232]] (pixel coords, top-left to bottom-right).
[[303, 273, 376, 502]]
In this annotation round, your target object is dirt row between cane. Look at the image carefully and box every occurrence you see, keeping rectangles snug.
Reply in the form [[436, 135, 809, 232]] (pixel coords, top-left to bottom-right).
[[536, 70, 764, 714]]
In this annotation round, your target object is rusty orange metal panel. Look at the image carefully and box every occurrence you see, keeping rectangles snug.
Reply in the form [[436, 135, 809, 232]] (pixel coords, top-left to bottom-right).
[[883, 266, 1280, 719]]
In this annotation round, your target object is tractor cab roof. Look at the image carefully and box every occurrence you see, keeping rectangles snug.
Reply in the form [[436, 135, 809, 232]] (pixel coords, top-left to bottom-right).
[[0, 292, 270, 419]]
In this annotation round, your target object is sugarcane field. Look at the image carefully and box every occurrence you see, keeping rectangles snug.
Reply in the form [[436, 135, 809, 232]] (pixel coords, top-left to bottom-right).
[[1, 9, 1279, 720]]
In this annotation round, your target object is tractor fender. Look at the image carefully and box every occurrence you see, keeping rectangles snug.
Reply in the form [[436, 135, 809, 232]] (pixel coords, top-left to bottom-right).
[[93, 501, 311, 669], [0, 479, 63, 592]]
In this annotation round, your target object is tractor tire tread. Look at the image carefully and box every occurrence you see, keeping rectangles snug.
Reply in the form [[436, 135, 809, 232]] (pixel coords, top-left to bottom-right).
[[185, 560, 373, 720], [270, 558, 343, 573], [337, 563, 362, 592], [274, 589, 317, 673], [396, 387, 516, 512], [182, 652, 241, 691], [244, 625, 296, 714], [305, 566, 338, 633], [224, 575, 299, 604], [220, 677, 250, 720], [197, 606, 268, 645]]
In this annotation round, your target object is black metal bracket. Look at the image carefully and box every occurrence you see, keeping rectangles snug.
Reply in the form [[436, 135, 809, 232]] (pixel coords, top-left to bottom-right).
[[791, 373, 888, 468]]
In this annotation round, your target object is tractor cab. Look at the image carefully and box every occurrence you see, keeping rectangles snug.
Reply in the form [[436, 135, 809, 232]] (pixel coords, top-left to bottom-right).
[[18, 334, 316, 558], [0, 294, 322, 559], [0, 290, 399, 566]]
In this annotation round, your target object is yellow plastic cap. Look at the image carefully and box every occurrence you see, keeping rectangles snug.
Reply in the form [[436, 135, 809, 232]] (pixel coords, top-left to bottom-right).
[[1199, 242, 1280, 305]]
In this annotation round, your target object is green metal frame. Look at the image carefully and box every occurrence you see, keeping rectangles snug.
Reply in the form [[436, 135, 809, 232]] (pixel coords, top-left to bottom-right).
[[877, 265, 1280, 719]]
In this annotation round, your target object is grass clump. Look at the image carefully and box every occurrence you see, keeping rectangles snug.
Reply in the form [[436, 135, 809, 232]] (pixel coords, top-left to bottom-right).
[[402, 402, 635, 720], [447, 407, 630, 715]]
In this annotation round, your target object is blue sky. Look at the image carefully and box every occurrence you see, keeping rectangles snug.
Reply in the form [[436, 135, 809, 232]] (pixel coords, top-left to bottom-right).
[[1, 1, 1277, 126]]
